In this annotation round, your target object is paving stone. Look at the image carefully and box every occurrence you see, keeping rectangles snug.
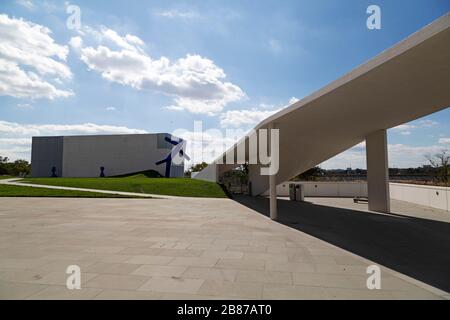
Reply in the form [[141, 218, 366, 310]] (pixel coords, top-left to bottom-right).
[[124, 255, 174, 265], [265, 260, 316, 273], [262, 283, 327, 300], [169, 257, 218, 268], [181, 267, 238, 282], [293, 272, 365, 289], [0, 197, 444, 300], [82, 246, 125, 254], [216, 258, 265, 271], [201, 251, 244, 259], [139, 277, 204, 294], [158, 248, 203, 257], [0, 281, 48, 299], [131, 265, 187, 277], [84, 274, 148, 290], [235, 270, 293, 285], [26, 285, 102, 300], [198, 280, 263, 299], [94, 289, 163, 300], [83, 262, 141, 275], [32, 271, 98, 286]]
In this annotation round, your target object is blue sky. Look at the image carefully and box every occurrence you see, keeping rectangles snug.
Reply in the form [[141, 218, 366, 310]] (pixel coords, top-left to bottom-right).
[[0, 0, 449, 169]]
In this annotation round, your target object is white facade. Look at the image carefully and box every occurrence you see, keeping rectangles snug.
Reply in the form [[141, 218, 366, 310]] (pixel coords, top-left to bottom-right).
[[194, 14, 450, 215], [266, 181, 368, 198], [390, 183, 449, 211], [268, 181, 449, 211], [31, 133, 185, 178]]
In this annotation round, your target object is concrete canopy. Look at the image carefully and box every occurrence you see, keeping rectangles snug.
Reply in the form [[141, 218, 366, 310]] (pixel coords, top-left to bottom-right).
[[195, 13, 450, 196]]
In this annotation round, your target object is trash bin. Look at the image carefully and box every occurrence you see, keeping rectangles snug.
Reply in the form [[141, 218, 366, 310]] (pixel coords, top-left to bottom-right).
[[289, 184, 304, 201], [289, 184, 295, 200], [296, 184, 305, 201]]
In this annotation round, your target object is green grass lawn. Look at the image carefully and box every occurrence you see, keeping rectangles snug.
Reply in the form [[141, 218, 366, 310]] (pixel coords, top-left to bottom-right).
[[0, 175, 14, 180], [20, 176, 228, 198], [0, 184, 140, 198]]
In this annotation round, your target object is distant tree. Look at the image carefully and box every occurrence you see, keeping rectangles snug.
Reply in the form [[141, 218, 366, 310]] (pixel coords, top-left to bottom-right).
[[225, 164, 248, 181], [291, 166, 325, 181], [239, 163, 249, 176], [425, 150, 449, 185], [190, 162, 209, 172], [0, 156, 9, 175], [184, 162, 209, 177], [0, 156, 31, 176], [11, 159, 31, 176]]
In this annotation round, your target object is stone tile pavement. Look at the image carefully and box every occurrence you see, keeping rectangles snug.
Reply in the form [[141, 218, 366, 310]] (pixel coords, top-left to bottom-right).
[[0, 197, 448, 300]]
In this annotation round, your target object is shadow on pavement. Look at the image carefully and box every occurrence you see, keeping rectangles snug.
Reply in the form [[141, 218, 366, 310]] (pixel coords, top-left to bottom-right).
[[234, 195, 450, 292]]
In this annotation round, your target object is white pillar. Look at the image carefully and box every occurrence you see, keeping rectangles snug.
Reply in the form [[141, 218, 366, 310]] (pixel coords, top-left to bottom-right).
[[268, 123, 278, 220], [269, 173, 277, 220], [366, 129, 390, 213]]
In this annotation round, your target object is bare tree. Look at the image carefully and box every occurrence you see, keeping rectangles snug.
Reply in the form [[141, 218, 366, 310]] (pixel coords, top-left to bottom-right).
[[425, 150, 449, 185]]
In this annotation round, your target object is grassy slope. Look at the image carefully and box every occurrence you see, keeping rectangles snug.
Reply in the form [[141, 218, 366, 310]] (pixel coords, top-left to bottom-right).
[[0, 175, 14, 180], [0, 184, 139, 198], [20, 177, 228, 198]]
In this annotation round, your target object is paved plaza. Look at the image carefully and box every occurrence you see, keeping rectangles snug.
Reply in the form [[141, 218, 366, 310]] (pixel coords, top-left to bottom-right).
[[0, 196, 449, 300]]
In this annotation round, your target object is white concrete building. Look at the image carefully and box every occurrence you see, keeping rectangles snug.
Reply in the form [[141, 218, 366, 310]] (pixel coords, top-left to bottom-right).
[[194, 13, 450, 218], [31, 133, 185, 178]]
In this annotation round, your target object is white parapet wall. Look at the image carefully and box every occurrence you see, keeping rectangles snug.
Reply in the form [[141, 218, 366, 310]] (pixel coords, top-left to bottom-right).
[[264, 181, 368, 198], [389, 183, 449, 211], [266, 181, 449, 211]]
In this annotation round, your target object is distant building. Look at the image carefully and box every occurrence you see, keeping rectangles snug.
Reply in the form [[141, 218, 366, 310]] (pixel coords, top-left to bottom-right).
[[31, 133, 185, 178]]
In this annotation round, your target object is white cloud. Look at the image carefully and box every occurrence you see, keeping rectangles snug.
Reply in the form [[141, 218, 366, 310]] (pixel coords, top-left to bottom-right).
[[388, 144, 448, 167], [0, 138, 31, 145], [106, 107, 116, 111], [173, 128, 242, 167], [16, 0, 35, 10], [289, 97, 300, 105], [75, 27, 244, 115], [220, 108, 280, 128], [176, 98, 300, 166], [0, 121, 147, 137], [439, 138, 450, 145], [320, 147, 366, 170], [0, 59, 73, 100], [392, 119, 439, 135], [321, 142, 448, 169], [101, 28, 145, 52], [220, 97, 299, 129], [393, 124, 415, 131], [419, 119, 438, 127], [0, 14, 72, 99], [268, 39, 282, 53], [16, 103, 33, 109], [0, 120, 147, 161], [153, 9, 198, 19], [69, 36, 83, 49]]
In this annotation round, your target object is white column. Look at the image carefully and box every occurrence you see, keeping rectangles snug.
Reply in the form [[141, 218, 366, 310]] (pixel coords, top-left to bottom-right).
[[269, 173, 278, 220], [366, 129, 391, 213], [268, 123, 278, 220]]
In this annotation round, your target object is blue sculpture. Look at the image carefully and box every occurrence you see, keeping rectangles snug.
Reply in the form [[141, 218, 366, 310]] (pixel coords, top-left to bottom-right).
[[155, 137, 190, 178]]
